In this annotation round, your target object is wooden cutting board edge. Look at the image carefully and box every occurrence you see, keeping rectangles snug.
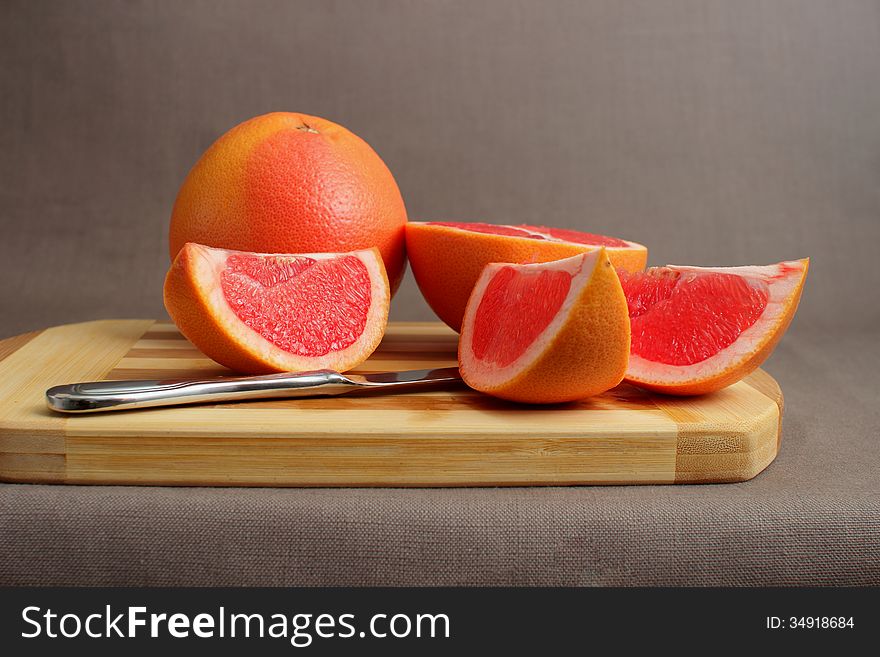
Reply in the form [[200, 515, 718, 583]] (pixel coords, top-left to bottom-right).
[[0, 320, 783, 487]]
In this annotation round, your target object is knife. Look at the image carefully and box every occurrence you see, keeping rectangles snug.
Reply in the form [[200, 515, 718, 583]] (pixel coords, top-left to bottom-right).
[[46, 367, 463, 413]]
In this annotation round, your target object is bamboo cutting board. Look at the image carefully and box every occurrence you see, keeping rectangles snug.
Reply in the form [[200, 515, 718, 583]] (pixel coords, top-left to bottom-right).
[[0, 320, 783, 487]]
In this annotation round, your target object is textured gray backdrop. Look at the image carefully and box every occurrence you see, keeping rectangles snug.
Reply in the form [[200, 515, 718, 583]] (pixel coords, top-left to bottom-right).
[[1, 1, 879, 587], [1, 0, 879, 336]]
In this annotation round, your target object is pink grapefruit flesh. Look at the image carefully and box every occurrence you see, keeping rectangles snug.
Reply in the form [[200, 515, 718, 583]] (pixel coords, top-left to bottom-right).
[[220, 252, 372, 357], [472, 267, 573, 368], [619, 259, 809, 395]]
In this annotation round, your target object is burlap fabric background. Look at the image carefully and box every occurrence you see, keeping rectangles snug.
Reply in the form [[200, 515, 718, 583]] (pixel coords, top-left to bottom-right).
[[1, 1, 878, 585]]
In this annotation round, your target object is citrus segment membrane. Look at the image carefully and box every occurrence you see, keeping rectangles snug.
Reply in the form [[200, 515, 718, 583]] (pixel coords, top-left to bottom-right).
[[220, 253, 371, 358], [427, 221, 631, 247], [620, 269, 770, 366], [517, 225, 630, 248], [428, 222, 540, 238], [472, 267, 573, 367]]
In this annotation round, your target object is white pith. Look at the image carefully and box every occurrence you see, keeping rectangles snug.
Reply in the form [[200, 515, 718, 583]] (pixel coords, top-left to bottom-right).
[[626, 260, 808, 384], [190, 243, 389, 371], [459, 250, 602, 388], [412, 221, 646, 252]]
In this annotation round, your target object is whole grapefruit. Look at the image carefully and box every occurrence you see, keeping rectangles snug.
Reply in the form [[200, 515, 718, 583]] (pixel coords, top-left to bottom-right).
[[169, 112, 408, 292]]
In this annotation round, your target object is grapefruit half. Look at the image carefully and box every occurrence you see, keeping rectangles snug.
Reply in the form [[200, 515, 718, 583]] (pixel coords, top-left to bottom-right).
[[406, 221, 646, 332], [619, 259, 809, 395], [164, 243, 390, 374], [458, 248, 631, 404]]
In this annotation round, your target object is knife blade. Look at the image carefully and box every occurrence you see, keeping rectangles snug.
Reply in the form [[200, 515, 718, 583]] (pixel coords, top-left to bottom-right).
[[46, 367, 463, 413]]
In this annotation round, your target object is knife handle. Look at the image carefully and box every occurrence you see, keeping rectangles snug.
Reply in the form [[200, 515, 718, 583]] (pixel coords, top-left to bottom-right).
[[46, 370, 356, 413]]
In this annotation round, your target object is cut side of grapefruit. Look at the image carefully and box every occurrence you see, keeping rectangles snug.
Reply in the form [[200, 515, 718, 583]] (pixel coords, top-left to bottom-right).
[[458, 248, 631, 404], [164, 243, 390, 374], [619, 259, 809, 395], [406, 221, 647, 332]]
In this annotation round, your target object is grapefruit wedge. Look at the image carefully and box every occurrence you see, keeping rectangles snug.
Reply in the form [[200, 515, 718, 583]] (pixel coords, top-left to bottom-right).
[[406, 221, 647, 332], [619, 259, 809, 395], [458, 248, 631, 404], [164, 243, 390, 374]]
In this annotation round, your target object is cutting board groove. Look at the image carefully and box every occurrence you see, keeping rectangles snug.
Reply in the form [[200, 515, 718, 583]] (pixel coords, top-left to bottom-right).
[[0, 320, 783, 487]]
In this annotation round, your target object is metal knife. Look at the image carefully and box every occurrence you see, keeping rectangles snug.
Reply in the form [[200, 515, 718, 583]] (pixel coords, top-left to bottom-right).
[[46, 367, 463, 413]]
